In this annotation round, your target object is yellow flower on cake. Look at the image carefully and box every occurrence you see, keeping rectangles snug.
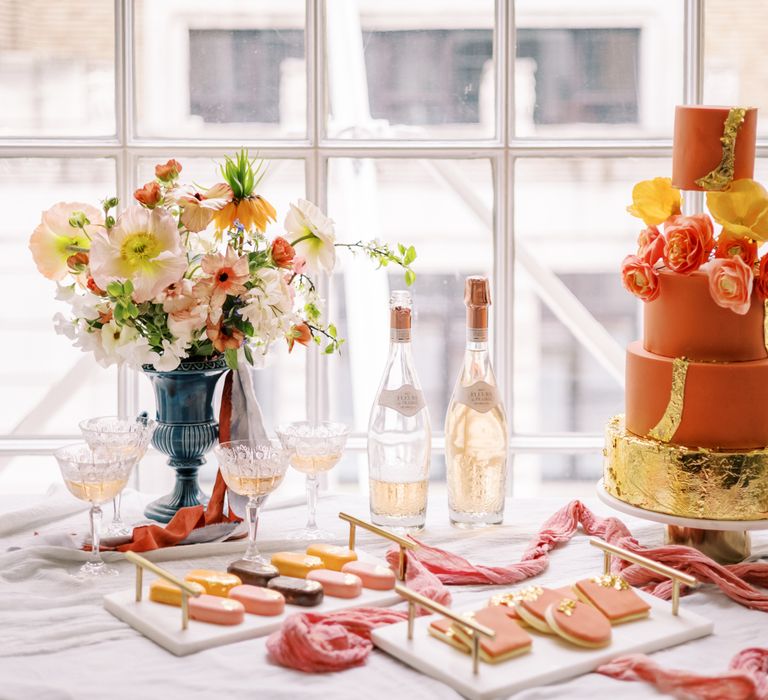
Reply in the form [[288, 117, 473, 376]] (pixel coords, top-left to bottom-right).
[[89, 206, 187, 303], [626, 177, 682, 226], [213, 150, 276, 235], [706, 179, 768, 242], [29, 202, 104, 281]]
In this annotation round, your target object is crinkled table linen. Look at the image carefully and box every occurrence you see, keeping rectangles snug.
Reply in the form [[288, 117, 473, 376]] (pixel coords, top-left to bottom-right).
[[0, 487, 766, 700]]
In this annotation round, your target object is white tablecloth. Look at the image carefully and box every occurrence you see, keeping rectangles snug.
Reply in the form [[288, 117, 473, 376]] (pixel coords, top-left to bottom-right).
[[0, 486, 766, 700]]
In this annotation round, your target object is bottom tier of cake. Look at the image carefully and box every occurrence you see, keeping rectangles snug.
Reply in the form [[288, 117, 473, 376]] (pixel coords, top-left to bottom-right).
[[604, 415, 768, 521]]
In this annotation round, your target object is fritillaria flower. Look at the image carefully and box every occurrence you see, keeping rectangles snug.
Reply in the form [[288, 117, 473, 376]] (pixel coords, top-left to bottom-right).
[[213, 150, 276, 234], [89, 205, 187, 303]]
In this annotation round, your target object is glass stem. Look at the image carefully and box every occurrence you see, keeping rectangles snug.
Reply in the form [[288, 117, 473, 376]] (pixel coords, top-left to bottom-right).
[[112, 493, 123, 525], [90, 505, 103, 566], [306, 475, 319, 530], [244, 496, 262, 561]]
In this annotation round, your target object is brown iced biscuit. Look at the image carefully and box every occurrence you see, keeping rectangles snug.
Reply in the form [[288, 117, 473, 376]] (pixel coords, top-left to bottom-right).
[[544, 597, 612, 648], [267, 575, 324, 607], [428, 617, 470, 653], [574, 574, 651, 624], [450, 606, 532, 664], [227, 559, 279, 588], [512, 586, 566, 633]]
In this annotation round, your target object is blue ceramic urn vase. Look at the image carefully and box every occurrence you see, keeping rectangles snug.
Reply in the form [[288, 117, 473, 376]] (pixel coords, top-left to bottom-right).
[[142, 357, 228, 523]]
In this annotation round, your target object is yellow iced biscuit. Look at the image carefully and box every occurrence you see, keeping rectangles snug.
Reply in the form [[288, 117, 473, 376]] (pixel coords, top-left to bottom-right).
[[306, 544, 357, 572], [185, 569, 242, 597], [149, 578, 205, 607], [271, 552, 324, 579]]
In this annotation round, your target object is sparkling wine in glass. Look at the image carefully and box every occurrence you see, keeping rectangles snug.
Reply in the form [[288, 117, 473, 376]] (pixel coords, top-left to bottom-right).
[[445, 277, 509, 528], [79, 415, 156, 537], [55, 442, 136, 579], [214, 440, 290, 564], [276, 421, 349, 541]]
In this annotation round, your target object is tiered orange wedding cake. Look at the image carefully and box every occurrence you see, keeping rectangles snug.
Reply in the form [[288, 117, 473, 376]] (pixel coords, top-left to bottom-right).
[[604, 105, 768, 521]]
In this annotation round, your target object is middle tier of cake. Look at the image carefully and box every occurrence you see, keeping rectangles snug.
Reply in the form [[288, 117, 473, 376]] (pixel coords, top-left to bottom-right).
[[626, 340, 768, 449]]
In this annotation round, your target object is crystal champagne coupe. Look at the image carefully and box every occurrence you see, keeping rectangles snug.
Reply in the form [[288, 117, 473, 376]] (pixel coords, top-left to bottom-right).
[[214, 440, 290, 563], [55, 442, 136, 579], [276, 421, 350, 541], [79, 415, 156, 536]]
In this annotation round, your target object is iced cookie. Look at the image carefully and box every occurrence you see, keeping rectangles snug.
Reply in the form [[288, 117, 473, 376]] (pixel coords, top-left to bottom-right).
[[271, 552, 324, 579], [544, 597, 612, 648], [189, 594, 245, 626], [512, 586, 567, 633], [428, 617, 470, 653], [306, 544, 357, 571], [307, 569, 362, 598], [227, 559, 279, 588], [491, 585, 574, 624], [451, 606, 533, 664], [149, 578, 205, 607], [267, 576, 324, 606], [341, 561, 396, 590], [185, 569, 242, 597], [229, 584, 285, 616], [574, 574, 651, 624]]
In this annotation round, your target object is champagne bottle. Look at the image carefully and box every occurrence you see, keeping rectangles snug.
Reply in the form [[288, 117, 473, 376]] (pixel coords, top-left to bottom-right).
[[445, 276, 508, 527], [367, 291, 431, 532]]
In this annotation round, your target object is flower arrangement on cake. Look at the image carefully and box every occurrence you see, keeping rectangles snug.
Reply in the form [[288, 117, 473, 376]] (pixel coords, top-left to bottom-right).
[[621, 176, 768, 314], [28, 151, 417, 371]]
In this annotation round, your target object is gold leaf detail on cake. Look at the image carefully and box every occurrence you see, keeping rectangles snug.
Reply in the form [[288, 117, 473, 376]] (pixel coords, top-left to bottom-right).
[[763, 299, 768, 355], [647, 357, 689, 443], [603, 415, 768, 520], [557, 599, 577, 616], [591, 573, 630, 591], [695, 107, 748, 191]]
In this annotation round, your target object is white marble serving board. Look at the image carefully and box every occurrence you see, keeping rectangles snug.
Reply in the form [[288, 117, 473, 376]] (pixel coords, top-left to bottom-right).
[[371, 588, 713, 700], [104, 552, 401, 656]]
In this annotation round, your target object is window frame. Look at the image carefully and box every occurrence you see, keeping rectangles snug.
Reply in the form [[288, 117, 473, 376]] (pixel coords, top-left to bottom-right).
[[0, 0, 717, 467]]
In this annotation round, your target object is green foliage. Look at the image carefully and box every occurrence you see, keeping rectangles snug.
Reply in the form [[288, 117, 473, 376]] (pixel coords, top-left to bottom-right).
[[220, 149, 266, 200], [224, 348, 239, 369], [336, 241, 417, 286]]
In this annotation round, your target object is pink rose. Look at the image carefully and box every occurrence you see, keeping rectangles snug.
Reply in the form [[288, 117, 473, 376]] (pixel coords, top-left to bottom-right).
[[756, 255, 768, 299], [621, 254, 660, 302], [637, 225, 664, 265], [662, 214, 714, 274], [715, 231, 757, 267], [707, 256, 754, 315]]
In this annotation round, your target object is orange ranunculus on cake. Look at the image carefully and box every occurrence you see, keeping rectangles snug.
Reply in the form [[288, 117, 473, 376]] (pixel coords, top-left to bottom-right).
[[604, 104, 768, 521]]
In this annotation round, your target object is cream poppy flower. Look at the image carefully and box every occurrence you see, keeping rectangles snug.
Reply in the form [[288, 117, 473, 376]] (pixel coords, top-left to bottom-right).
[[29, 202, 104, 280], [175, 183, 233, 233], [284, 199, 336, 275], [89, 206, 187, 303]]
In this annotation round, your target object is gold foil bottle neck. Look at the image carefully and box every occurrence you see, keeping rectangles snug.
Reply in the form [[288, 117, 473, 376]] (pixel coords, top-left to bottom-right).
[[390, 290, 412, 341], [464, 276, 491, 307]]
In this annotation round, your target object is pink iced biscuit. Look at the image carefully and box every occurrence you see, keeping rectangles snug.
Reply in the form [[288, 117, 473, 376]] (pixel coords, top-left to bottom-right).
[[341, 561, 396, 591], [229, 585, 285, 616], [189, 594, 245, 625], [307, 569, 362, 598]]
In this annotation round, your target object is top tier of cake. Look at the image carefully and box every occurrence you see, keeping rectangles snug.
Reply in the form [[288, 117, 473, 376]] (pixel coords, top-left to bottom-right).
[[672, 105, 757, 191]]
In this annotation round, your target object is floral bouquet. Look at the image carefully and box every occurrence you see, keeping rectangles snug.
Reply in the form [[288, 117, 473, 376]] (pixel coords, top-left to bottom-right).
[[29, 151, 417, 371], [621, 177, 768, 314]]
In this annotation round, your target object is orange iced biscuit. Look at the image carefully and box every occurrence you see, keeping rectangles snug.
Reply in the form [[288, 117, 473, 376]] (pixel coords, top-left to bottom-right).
[[490, 585, 574, 624], [185, 570, 242, 597], [149, 578, 205, 607], [544, 597, 612, 648], [271, 552, 324, 579], [341, 561, 396, 590], [229, 585, 285, 616], [189, 594, 245, 626], [574, 574, 651, 624], [451, 607, 532, 664], [428, 617, 470, 653], [307, 569, 362, 598], [512, 586, 566, 633], [306, 544, 357, 571]]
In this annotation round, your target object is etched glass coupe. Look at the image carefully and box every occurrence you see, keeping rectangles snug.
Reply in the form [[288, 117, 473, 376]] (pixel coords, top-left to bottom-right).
[[276, 421, 350, 541], [214, 440, 290, 564], [79, 415, 156, 536], [55, 442, 136, 579]]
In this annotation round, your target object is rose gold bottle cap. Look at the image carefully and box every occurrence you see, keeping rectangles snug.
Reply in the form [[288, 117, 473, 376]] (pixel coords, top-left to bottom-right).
[[465, 276, 491, 307], [390, 290, 412, 337]]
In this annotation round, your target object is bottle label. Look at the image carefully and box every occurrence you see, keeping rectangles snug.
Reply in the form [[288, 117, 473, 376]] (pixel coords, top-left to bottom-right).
[[455, 381, 500, 413], [377, 384, 426, 417], [467, 328, 488, 343]]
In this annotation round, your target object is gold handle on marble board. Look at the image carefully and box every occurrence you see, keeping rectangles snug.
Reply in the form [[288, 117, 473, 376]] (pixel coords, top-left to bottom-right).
[[394, 582, 495, 675], [338, 512, 417, 581], [125, 550, 202, 631], [589, 537, 697, 615]]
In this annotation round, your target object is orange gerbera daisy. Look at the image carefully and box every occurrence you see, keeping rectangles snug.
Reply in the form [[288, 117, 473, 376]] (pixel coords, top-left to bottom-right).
[[193, 246, 250, 321], [206, 319, 245, 353], [214, 149, 276, 235]]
